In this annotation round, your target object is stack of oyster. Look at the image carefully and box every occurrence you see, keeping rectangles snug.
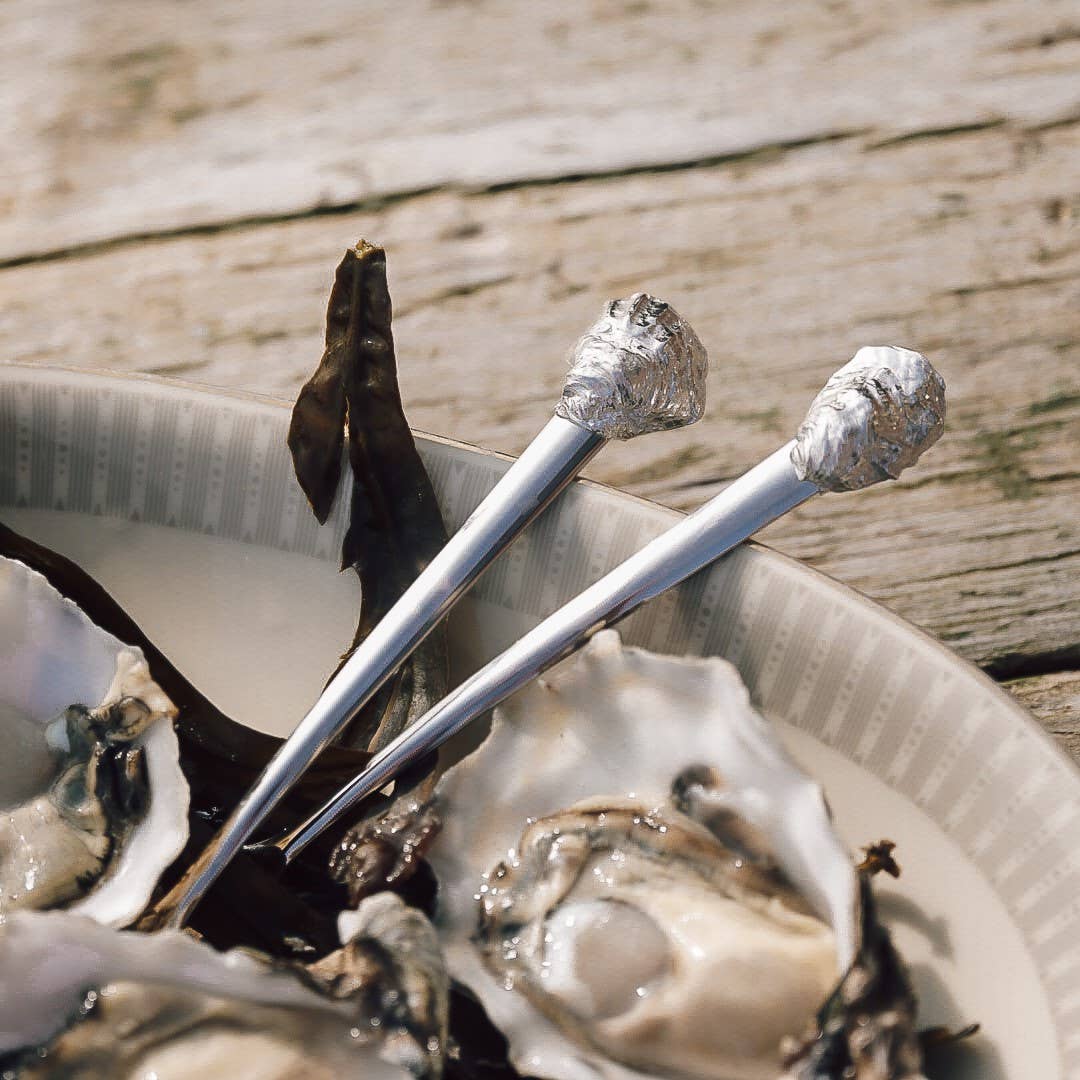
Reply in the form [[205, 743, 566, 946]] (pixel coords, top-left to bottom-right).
[[0, 244, 927, 1080]]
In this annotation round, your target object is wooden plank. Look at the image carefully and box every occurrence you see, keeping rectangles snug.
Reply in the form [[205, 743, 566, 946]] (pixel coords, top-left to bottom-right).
[[1007, 671, 1080, 763], [3, 120, 1078, 683], [4, 0, 1080, 261]]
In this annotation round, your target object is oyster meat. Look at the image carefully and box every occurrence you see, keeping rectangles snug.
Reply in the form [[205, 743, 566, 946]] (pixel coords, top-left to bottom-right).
[[427, 630, 922, 1080], [0, 556, 188, 927], [0, 893, 447, 1080]]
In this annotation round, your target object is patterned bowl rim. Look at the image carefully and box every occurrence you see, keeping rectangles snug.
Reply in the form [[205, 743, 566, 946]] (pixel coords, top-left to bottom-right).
[[5, 360, 1078, 1076], [2, 359, 1062, 773]]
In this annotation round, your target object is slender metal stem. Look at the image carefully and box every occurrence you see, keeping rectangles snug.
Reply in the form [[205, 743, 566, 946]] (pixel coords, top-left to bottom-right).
[[274, 443, 818, 863], [166, 416, 602, 927]]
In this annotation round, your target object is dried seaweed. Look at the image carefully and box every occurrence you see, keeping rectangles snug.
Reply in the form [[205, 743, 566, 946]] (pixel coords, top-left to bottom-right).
[[446, 981, 524, 1080], [288, 240, 450, 753], [329, 791, 441, 906], [0, 522, 370, 812], [858, 838, 902, 879], [0, 520, 369, 955], [919, 1023, 984, 1079], [784, 874, 925, 1079]]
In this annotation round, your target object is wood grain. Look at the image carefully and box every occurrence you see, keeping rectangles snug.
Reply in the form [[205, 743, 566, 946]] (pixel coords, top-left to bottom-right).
[[4, 0, 1080, 262], [1008, 671, 1080, 762], [2, 0, 1078, 743]]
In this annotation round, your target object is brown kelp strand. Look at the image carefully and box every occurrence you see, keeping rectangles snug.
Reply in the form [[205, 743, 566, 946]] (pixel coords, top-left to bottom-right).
[[0, 521, 371, 806], [160, 816, 346, 957], [288, 240, 450, 753], [445, 981, 524, 1080], [329, 790, 442, 906], [782, 875, 925, 1080]]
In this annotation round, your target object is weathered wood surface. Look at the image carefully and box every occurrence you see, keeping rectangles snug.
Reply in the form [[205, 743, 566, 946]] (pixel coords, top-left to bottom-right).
[[1008, 672, 1080, 761], [5, 0, 1080, 263], [2, 0, 1078, 749]]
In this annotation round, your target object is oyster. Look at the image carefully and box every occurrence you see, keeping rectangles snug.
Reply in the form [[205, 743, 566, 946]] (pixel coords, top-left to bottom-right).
[[0, 556, 188, 927], [0, 520, 386, 956], [0, 893, 448, 1079], [427, 631, 922, 1080]]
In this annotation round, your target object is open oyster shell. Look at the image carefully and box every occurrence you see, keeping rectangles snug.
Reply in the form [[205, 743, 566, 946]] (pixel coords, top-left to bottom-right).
[[0, 556, 188, 926], [427, 631, 922, 1080], [0, 893, 447, 1079]]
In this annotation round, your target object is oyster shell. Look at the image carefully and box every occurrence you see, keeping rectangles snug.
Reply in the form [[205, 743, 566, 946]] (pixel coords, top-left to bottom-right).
[[0, 893, 447, 1079], [427, 631, 921, 1080], [0, 520, 390, 957], [0, 556, 188, 926]]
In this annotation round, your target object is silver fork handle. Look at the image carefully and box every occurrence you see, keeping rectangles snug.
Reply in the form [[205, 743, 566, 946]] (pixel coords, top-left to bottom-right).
[[166, 416, 601, 927], [277, 443, 816, 862]]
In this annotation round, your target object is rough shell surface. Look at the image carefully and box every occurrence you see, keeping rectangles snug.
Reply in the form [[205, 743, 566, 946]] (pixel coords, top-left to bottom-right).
[[790, 346, 946, 492], [555, 293, 708, 439], [427, 631, 858, 1080], [1, 894, 447, 1079]]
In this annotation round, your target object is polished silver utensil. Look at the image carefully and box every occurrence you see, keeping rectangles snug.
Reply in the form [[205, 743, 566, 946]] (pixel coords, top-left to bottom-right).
[[163, 293, 708, 927], [262, 345, 946, 868]]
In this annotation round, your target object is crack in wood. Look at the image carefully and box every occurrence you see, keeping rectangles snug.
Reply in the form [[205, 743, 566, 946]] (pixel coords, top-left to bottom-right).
[[481, 129, 870, 192], [0, 130, 875, 273], [1030, 108, 1080, 133], [1027, 391, 1080, 417], [394, 274, 516, 319], [0, 187, 443, 272], [865, 118, 1008, 150], [937, 268, 1080, 297], [906, 547, 1080, 586], [984, 644, 1080, 682], [1006, 24, 1080, 50]]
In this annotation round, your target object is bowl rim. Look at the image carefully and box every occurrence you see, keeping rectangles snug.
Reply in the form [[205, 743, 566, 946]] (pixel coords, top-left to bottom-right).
[[2, 359, 1072, 783]]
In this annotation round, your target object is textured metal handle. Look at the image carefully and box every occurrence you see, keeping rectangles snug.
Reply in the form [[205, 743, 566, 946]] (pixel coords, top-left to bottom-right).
[[275, 345, 945, 862], [277, 445, 816, 861], [165, 416, 600, 926], [165, 292, 711, 927]]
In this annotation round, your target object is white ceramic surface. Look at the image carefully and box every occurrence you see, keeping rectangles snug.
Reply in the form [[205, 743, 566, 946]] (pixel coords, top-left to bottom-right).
[[1, 364, 1074, 1079]]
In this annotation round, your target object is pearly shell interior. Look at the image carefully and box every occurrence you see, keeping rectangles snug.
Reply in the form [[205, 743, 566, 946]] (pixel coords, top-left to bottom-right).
[[427, 630, 858, 1080], [0, 557, 189, 927]]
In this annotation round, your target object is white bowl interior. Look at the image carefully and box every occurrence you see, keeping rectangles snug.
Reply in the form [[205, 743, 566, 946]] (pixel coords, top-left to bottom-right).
[[2, 365, 1075, 1080]]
